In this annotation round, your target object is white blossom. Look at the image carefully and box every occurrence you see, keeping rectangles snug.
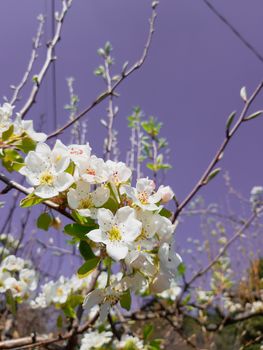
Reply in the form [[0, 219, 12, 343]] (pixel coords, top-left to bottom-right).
[[20, 141, 74, 198], [121, 178, 162, 211], [67, 180, 109, 218], [115, 335, 144, 350], [87, 207, 142, 261], [80, 330, 112, 350], [13, 115, 47, 142]]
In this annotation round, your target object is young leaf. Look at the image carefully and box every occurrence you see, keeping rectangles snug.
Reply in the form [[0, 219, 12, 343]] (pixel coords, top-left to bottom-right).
[[178, 262, 186, 276], [2, 124, 14, 141], [225, 111, 236, 136], [77, 258, 100, 278], [20, 194, 44, 208], [64, 223, 96, 240], [37, 213, 52, 231], [79, 240, 96, 260], [120, 289, 131, 311], [244, 110, 263, 121], [205, 168, 221, 184], [143, 324, 154, 340]]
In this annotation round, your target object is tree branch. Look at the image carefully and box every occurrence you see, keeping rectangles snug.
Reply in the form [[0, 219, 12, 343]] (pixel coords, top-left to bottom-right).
[[18, 0, 73, 119], [47, 1, 158, 140], [172, 80, 263, 223]]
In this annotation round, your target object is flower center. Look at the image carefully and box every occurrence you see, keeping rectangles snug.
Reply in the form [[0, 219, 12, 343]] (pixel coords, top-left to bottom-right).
[[104, 294, 119, 305], [125, 340, 139, 350], [138, 191, 149, 204], [56, 287, 64, 297], [108, 226, 122, 241], [39, 171, 54, 185], [135, 228, 148, 242], [14, 284, 22, 293], [86, 168, 96, 176], [69, 148, 83, 155], [79, 197, 93, 209]]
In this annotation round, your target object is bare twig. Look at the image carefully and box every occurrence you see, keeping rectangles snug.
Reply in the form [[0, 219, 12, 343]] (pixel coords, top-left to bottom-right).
[[47, 1, 158, 140], [202, 0, 263, 64], [18, 0, 73, 119], [9, 15, 45, 105], [187, 209, 261, 287], [172, 80, 263, 223]]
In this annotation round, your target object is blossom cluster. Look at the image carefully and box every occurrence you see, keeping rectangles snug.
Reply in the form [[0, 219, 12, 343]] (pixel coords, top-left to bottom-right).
[[17, 136, 181, 320], [80, 331, 145, 350], [0, 102, 46, 143], [0, 255, 37, 300]]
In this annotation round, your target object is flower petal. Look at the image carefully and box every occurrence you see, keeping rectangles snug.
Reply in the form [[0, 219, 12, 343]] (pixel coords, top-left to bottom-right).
[[87, 229, 108, 244], [106, 242, 128, 261], [54, 173, 74, 192]]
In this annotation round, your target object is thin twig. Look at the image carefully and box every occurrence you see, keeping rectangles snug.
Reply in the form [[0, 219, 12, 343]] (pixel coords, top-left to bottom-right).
[[9, 15, 45, 105], [47, 1, 158, 140], [172, 80, 263, 223], [18, 0, 73, 119], [202, 0, 263, 64]]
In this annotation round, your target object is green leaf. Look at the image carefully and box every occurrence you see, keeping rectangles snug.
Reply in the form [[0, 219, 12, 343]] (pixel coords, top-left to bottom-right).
[[64, 223, 96, 240], [79, 240, 96, 260], [66, 294, 83, 308], [205, 168, 221, 184], [182, 294, 191, 306], [143, 324, 154, 340], [37, 213, 52, 231], [2, 124, 14, 141], [20, 193, 44, 208], [6, 289, 16, 314], [159, 207, 172, 218], [225, 111, 236, 135], [62, 305, 76, 319], [1, 149, 24, 172], [77, 258, 100, 278], [120, 289, 131, 311], [149, 339, 162, 350], [56, 314, 63, 329], [244, 110, 263, 121], [178, 262, 186, 276]]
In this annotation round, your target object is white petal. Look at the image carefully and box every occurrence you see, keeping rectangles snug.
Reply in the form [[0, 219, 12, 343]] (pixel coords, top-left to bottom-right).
[[87, 229, 108, 244], [35, 185, 58, 199], [91, 187, 110, 207], [54, 173, 74, 192], [99, 302, 111, 323], [83, 289, 104, 310], [122, 218, 142, 242], [106, 242, 128, 261], [115, 206, 135, 223], [77, 208, 92, 217], [97, 208, 114, 231], [67, 188, 79, 209]]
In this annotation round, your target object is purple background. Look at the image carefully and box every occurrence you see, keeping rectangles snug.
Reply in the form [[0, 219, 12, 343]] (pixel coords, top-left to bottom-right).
[[0, 0, 262, 274]]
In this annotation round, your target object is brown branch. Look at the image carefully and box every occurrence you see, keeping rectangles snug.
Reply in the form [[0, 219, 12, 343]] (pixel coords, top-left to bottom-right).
[[18, 0, 73, 119], [202, 0, 263, 64], [186, 209, 260, 287], [47, 1, 158, 140], [172, 80, 263, 223], [0, 172, 73, 220]]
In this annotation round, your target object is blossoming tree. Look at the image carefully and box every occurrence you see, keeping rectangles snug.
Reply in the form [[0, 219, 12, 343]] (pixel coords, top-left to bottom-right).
[[0, 1, 263, 350]]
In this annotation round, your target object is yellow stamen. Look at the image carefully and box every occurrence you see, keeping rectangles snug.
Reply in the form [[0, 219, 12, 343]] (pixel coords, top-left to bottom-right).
[[108, 226, 122, 241], [39, 171, 54, 185]]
